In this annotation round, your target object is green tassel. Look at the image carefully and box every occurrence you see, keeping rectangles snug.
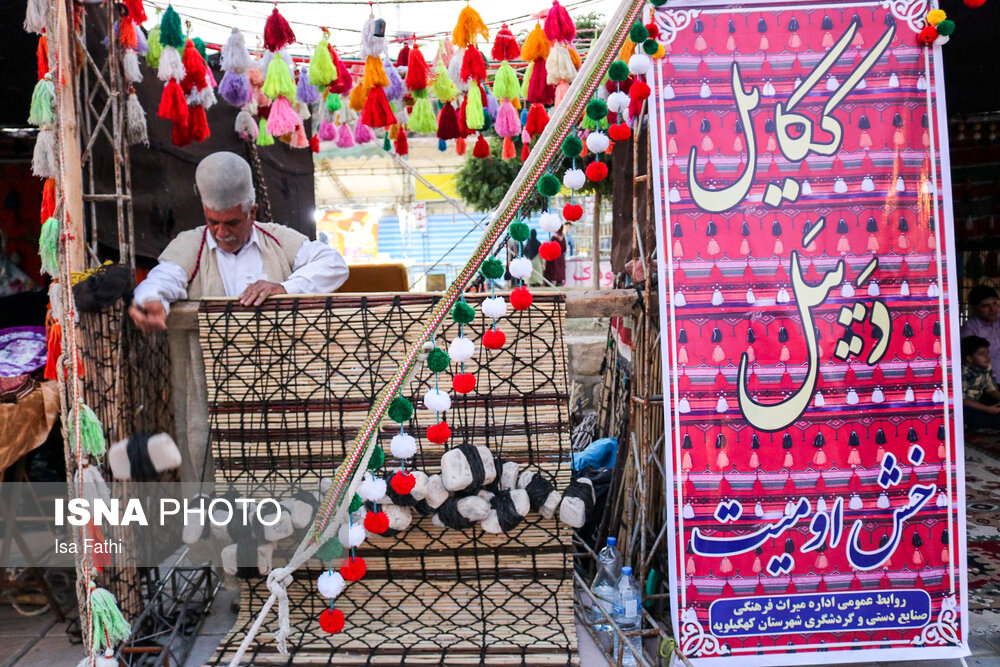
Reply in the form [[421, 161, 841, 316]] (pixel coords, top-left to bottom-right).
[[348, 493, 363, 513], [256, 118, 274, 146], [431, 61, 458, 102], [408, 96, 437, 134], [491, 61, 520, 100], [310, 38, 337, 86], [262, 57, 297, 101], [325, 93, 342, 113], [465, 87, 485, 131], [28, 77, 55, 127], [145, 26, 163, 68], [158, 6, 185, 49], [426, 348, 449, 373], [382, 134, 391, 151], [38, 216, 59, 276], [520, 62, 533, 98], [89, 585, 131, 652], [72, 403, 106, 458], [451, 301, 476, 325], [315, 535, 343, 561], [581, 115, 597, 131], [388, 396, 414, 423], [192, 37, 209, 63], [367, 444, 385, 470], [600, 117, 609, 130]]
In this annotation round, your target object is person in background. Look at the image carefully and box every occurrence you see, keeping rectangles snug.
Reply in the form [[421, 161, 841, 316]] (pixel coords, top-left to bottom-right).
[[563, 221, 575, 257], [961, 285, 1000, 374], [543, 226, 568, 287], [523, 229, 543, 286], [130, 152, 348, 332], [962, 335, 1000, 430]]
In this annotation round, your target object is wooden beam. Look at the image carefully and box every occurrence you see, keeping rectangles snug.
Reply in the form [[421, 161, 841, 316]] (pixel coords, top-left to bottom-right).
[[164, 289, 638, 330], [56, 0, 86, 274]]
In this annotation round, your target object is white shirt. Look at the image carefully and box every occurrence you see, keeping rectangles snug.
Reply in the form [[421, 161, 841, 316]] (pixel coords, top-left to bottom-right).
[[133, 227, 349, 313]]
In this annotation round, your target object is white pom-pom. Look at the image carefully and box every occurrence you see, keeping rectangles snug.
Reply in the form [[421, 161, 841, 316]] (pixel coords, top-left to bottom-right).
[[628, 53, 651, 76], [390, 433, 417, 459], [359, 473, 387, 501], [338, 521, 366, 548], [508, 257, 533, 281], [539, 211, 562, 233], [587, 131, 610, 154], [563, 168, 586, 190], [423, 388, 452, 413], [606, 91, 630, 114], [157, 46, 185, 82], [317, 570, 345, 599], [449, 337, 475, 362], [482, 296, 508, 319]]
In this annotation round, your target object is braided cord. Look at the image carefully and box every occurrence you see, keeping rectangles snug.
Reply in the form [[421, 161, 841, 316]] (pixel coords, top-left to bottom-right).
[[310, 0, 647, 540]]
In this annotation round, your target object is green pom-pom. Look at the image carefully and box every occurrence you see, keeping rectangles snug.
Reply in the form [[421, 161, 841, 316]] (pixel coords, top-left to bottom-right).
[[643, 39, 659, 55], [586, 99, 608, 121], [89, 585, 131, 652], [38, 217, 59, 276], [315, 535, 343, 561], [72, 403, 106, 458], [608, 61, 630, 82], [510, 221, 530, 243], [349, 493, 363, 513], [158, 6, 186, 49], [145, 26, 163, 68], [310, 38, 338, 87], [629, 23, 649, 43], [367, 444, 385, 470], [326, 93, 342, 113], [28, 77, 55, 127], [452, 301, 477, 324], [262, 57, 297, 101], [561, 135, 583, 158], [650, 0, 667, 5], [481, 258, 505, 279], [537, 173, 561, 197], [427, 348, 450, 373], [388, 396, 414, 423], [256, 118, 274, 146], [936, 19, 955, 36]]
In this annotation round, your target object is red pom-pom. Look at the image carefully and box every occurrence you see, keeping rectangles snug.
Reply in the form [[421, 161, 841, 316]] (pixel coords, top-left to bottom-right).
[[539, 240, 562, 261], [437, 104, 461, 140], [340, 556, 367, 581], [452, 373, 477, 394], [264, 7, 296, 52], [460, 47, 487, 82], [563, 203, 583, 221], [492, 24, 521, 62], [525, 103, 549, 135], [916, 25, 938, 45], [364, 511, 389, 534], [609, 122, 632, 142], [965, 0, 986, 6], [645, 22, 660, 40], [427, 420, 452, 444], [482, 328, 506, 350], [510, 286, 533, 311], [188, 105, 210, 143], [394, 130, 409, 157], [405, 44, 429, 91], [473, 134, 490, 159], [361, 86, 397, 128], [158, 79, 189, 123], [630, 79, 651, 102], [586, 161, 609, 182], [319, 608, 345, 634], [391, 470, 416, 495]]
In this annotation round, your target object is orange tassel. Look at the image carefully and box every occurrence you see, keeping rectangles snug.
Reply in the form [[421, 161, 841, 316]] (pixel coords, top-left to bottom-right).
[[520, 23, 551, 61], [119, 17, 138, 50], [501, 136, 515, 160], [452, 5, 489, 49], [44, 320, 61, 381], [41, 178, 56, 222], [349, 82, 370, 112], [362, 55, 389, 88], [455, 136, 466, 156]]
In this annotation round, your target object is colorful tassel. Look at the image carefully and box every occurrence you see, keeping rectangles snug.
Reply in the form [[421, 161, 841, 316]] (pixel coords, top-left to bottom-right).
[[354, 122, 375, 144], [188, 104, 210, 143], [492, 62, 520, 101], [28, 75, 55, 127], [219, 70, 251, 107], [544, 1, 576, 43], [125, 93, 148, 146], [32, 127, 56, 178], [437, 103, 461, 140], [361, 86, 396, 128], [156, 46, 184, 83], [256, 118, 274, 146], [460, 47, 487, 82], [363, 55, 389, 89], [290, 124, 309, 148], [221, 28, 252, 73], [264, 7, 296, 52], [394, 130, 408, 156], [310, 38, 337, 86], [297, 68, 321, 105], [325, 93, 342, 113], [494, 100, 521, 137], [123, 50, 142, 84], [525, 103, 549, 135], [361, 14, 387, 59], [119, 17, 138, 50], [492, 24, 521, 61], [41, 178, 55, 221], [527, 58, 554, 105], [395, 43, 411, 69], [263, 56, 297, 100], [383, 57, 404, 101], [348, 82, 369, 112], [124, 0, 147, 25], [521, 23, 551, 61], [452, 5, 489, 49], [317, 120, 336, 141], [465, 83, 485, 130], [335, 123, 355, 148], [72, 403, 106, 458], [24, 0, 49, 35], [546, 43, 577, 84], [158, 6, 185, 49], [157, 78, 188, 123], [501, 136, 516, 160], [145, 26, 162, 68], [36, 35, 49, 80], [88, 584, 131, 652], [267, 96, 301, 137], [328, 47, 353, 95], [472, 133, 490, 158], [405, 44, 430, 90], [235, 109, 258, 141], [409, 94, 437, 133], [39, 216, 59, 275]]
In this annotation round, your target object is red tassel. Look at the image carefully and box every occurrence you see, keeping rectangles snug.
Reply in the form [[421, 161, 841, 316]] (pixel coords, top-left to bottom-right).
[[437, 103, 461, 140], [395, 43, 411, 70], [460, 47, 487, 82], [327, 46, 353, 95], [361, 86, 396, 128], [405, 44, 429, 91], [492, 24, 521, 61], [394, 129, 409, 156], [44, 320, 61, 381], [310, 134, 320, 153], [119, 16, 138, 50], [457, 96, 470, 136], [501, 136, 515, 160], [544, 1, 576, 43], [455, 136, 466, 155], [473, 133, 490, 158], [521, 140, 530, 160], [37, 35, 48, 79], [87, 521, 112, 570], [41, 178, 56, 222], [525, 103, 549, 135], [264, 7, 296, 52], [188, 105, 210, 143], [124, 0, 147, 24], [527, 58, 555, 106], [158, 79, 189, 123], [172, 118, 191, 147], [181, 39, 208, 94]]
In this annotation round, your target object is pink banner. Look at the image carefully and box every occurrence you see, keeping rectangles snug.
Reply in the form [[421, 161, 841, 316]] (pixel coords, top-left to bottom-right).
[[647, 1, 969, 664]]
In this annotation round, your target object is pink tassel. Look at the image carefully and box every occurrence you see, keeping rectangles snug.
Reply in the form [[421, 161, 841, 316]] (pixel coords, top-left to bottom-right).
[[290, 124, 309, 148], [335, 123, 355, 148], [266, 96, 301, 137], [543, 1, 576, 42], [494, 100, 521, 138], [354, 122, 375, 144], [318, 121, 337, 141]]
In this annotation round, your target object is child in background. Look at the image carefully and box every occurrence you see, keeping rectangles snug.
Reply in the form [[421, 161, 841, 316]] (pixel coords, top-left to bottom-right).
[[962, 335, 1000, 430]]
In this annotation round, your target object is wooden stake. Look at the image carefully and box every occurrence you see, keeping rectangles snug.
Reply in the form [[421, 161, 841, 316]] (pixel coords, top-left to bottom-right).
[[55, 0, 86, 274]]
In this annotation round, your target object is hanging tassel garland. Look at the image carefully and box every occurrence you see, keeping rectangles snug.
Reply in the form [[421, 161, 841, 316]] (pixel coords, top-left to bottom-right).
[[521, 23, 551, 61], [125, 93, 148, 145], [525, 103, 549, 135], [383, 57, 404, 101], [494, 101, 521, 137], [546, 44, 577, 85], [362, 55, 389, 89], [452, 5, 489, 48], [492, 62, 520, 101], [88, 584, 131, 652]]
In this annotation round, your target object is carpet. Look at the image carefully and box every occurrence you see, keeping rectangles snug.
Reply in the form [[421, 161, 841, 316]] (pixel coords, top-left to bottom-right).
[[963, 432, 1000, 631]]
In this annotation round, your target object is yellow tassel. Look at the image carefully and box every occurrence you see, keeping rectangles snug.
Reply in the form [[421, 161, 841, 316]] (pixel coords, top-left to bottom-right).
[[619, 39, 635, 62], [568, 46, 582, 69], [349, 82, 369, 112], [452, 5, 489, 49], [389, 124, 399, 140], [363, 55, 388, 89], [520, 23, 550, 62]]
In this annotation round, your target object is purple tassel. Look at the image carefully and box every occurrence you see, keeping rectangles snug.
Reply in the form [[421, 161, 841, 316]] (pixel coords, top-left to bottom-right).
[[494, 100, 521, 138], [335, 123, 355, 148], [383, 58, 404, 102], [354, 122, 375, 144], [296, 68, 321, 105], [219, 70, 251, 107], [318, 121, 337, 141], [485, 90, 499, 119], [135, 28, 149, 55]]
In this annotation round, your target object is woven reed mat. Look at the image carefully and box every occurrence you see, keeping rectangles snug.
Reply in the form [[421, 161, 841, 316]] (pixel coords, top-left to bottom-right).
[[200, 293, 578, 666]]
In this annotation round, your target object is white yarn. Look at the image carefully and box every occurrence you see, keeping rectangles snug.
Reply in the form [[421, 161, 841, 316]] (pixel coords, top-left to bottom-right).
[[338, 521, 366, 548], [157, 46, 185, 82], [539, 211, 562, 233], [563, 168, 586, 190], [32, 127, 56, 179], [76, 653, 117, 667], [586, 131, 610, 154], [361, 14, 387, 59], [482, 296, 508, 319], [395, 106, 409, 127], [449, 336, 475, 362], [545, 43, 577, 84], [24, 0, 48, 35], [390, 433, 417, 459], [606, 91, 630, 114], [317, 570, 345, 599], [123, 50, 143, 84], [199, 85, 217, 110], [628, 53, 651, 76], [508, 257, 533, 281], [125, 93, 148, 146], [358, 473, 387, 501], [448, 48, 469, 92], [235, 109, 258, 141], [423, 388, 452, 413], [222, 27, 252, 73]]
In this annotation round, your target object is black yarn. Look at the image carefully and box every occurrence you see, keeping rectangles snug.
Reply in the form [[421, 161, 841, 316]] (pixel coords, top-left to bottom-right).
[[226, 496, 264, 579], [292, 489, 318, 510], [455, 443, 487, 491], [436, 497, 475, 530], [385, 483, 418, 507], [524, 473, 555, 511], [126, 432, 158, 481], [483, 457, 506, 493], [74, 264, 133, 312], [561, 478, 595, 521], [411, 499, 435, 516], [491, 490, 524, 533]]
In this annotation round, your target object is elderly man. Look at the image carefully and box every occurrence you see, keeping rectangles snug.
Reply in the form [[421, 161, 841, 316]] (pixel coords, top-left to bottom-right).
[[130, 152, 348, 332], [961, 285, 1000, 375]]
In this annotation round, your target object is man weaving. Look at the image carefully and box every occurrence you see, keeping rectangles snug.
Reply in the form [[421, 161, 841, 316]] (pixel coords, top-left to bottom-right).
[[130, 152, 348, 332]]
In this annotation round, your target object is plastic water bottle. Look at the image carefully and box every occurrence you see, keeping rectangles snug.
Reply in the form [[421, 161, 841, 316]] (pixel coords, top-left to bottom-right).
[[589, 537, 621, 628], [615, 566, 643, 665]]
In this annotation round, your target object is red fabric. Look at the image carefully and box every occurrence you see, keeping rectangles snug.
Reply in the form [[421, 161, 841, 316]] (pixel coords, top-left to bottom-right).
[[263, 7, 296, 52]]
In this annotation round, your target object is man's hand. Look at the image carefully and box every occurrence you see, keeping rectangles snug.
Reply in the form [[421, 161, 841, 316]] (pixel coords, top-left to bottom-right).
[[238, 280, 286, 307], [129, 301, 167, 333]]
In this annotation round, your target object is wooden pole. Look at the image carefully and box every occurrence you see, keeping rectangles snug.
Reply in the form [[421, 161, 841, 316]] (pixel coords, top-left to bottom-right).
[[56, 0, 86, 274], [592, 191, 602, 289]]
